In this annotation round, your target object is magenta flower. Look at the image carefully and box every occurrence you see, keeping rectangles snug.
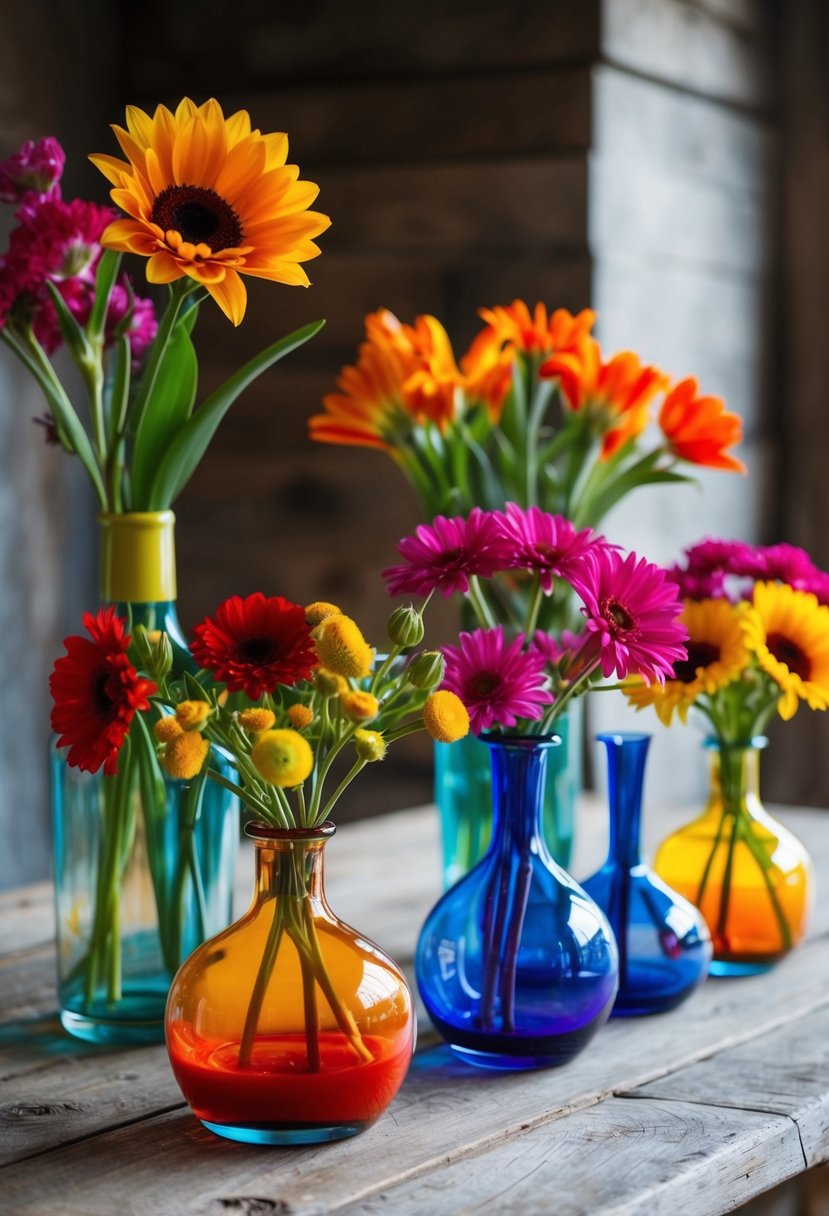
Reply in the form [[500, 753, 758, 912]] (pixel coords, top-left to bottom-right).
[[0, 137, 64, 206], [529, 629, 585, 668], [105, 282, 158, 363], [684, 538, 761, 578], [441, 626, 554, 733], [498, 503, 599, 593], [383, 509, 514, 598], [666, 563, 727, 602], [756, 543, 821, 589], [573, 548, 688, 683]]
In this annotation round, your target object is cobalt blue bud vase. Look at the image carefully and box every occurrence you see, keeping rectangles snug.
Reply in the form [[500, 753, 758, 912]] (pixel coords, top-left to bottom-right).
[[416, 733, 618, 1070], [583, 733, 711, 1016]]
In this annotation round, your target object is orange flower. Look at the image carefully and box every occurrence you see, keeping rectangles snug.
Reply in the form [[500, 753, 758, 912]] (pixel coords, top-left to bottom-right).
[[309, 309, 462, 451], [659, 377, 746, 472], [541, 337, 667, 458], [90, 98, 330, 325], [460, 327, 515, 417], [477, 301, 596, 355]]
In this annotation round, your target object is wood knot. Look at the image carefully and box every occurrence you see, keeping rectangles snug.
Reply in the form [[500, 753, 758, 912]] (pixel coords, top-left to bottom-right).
[[217, 1200, 291, 1216], [1, 1101, 82, 1122]]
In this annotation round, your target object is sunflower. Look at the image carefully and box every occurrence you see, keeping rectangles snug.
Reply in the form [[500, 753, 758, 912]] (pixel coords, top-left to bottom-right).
[[626, 598, 750, 724], [742, 582, 829, 720], [90, 98, 330, 324]]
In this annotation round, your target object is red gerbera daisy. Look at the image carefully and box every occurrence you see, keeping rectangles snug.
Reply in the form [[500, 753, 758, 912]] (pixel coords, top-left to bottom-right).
[[191, 593, 317, 699], [49, 606, 157, 776]]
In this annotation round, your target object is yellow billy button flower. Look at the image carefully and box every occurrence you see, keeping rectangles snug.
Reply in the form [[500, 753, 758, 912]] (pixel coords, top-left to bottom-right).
[[287, 704, 314, 730], [238, 707, 277, 734], [154, 716, 183, 744], [305, 601, 341, 627], [312, 614, 375, 679], [423, 690, 470, 743], [175, 700, 212, 731], [340, 690, 380, 722], [251, 729, 314, 787], [314, 668, 349, 696], [354, 729, 387, 762], [160, 731, 209, 780]]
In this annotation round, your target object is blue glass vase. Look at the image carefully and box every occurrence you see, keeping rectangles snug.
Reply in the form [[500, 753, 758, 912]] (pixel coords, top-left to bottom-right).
[[582, 733, 711, 1016], [417, 733, 618, 1070], [434, 700, 580, 887]]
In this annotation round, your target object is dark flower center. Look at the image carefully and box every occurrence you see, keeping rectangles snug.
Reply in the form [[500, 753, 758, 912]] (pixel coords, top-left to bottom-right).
[[673, 642, 720, 684], [437, 546, 465, 567], [601, 597, 635, 634], [235, 636, 281, 665], [530, 543, 560, 566], [767, 632, 811, 681], [469, 671, 502, 698], [151, 184, 243, 251], [92, 669, 114, 717]]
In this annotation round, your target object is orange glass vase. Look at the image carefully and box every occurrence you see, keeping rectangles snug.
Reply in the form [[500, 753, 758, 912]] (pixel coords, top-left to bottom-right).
[[166, 822, 415, 1144], [654, 739, 813, 976]]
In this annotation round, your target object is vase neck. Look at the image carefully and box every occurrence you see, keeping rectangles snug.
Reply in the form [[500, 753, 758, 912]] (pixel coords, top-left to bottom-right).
[[98, 511, 177, 604], [599, 732, 650, 869], [708, 740, 765, 815], [248, 824, 334, 906], [484, 735, 560, 857]]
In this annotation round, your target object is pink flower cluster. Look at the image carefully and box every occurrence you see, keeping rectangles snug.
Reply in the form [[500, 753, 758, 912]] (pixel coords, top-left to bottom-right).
[[384, 505, 688, 735], [669, 537, 829, 606], [0, 137, 157, 360]]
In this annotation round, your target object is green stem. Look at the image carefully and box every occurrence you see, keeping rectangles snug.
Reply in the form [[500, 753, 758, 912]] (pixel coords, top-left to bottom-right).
[[318, 759, 367, 824], [467, 576, 497, 629], [239, 896, 285, 1066]]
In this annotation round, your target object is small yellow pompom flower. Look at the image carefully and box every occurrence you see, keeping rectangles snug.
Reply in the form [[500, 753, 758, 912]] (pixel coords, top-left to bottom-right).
[[146, 630, 163, 645], [238, 707, 277, 733], [312, 614, 374, 679], [160, 731, 209, 780], [340, 690, 380, 722], [305, 601, 342, 627], [154, 716, 184, 744], [175, 700, 212, 731], [251, 729, 314, 787], [423, 690, 470, 743], [287, 703, 314, 730], [314, 668, 349, 696], [354, 729, 387, 762]]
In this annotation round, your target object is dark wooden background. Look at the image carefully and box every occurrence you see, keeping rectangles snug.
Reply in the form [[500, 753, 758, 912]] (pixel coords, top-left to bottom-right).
[[1, 0, 826, 893]]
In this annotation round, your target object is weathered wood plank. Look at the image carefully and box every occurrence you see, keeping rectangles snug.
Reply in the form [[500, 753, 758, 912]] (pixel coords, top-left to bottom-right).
[[627, 1005, 829, 1168], [341, 1098, 803, 1216]]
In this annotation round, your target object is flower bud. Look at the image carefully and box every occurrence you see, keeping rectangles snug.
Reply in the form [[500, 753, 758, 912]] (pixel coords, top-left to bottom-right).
[[354, 729, 387, 762], [406, 650, 446, 690], [387, 604, 425, 649]]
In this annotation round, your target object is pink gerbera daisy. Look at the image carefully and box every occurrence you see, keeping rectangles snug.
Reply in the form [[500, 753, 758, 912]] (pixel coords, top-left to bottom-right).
[[441, 626, 554, 733], [529, 628, 585, 668], [383, 508, 513, 598], [498, 503, 599, 593], [572, 548, 688, 683]]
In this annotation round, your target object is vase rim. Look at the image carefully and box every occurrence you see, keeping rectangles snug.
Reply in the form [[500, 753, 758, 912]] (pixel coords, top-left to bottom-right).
[[704, 735, 768, 751], [479, 731, 561, 749], [96, 509, 176, 525], [244, 820, 336, 843], [595, 730, 651, 745]]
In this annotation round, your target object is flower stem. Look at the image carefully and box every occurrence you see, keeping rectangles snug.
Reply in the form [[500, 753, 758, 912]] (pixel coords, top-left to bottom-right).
[[239, 896, 285, 1067]]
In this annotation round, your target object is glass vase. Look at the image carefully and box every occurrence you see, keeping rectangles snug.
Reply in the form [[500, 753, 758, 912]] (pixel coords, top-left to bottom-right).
[[434, 700, 580, 887], [52, 511, 239, 1044], [417, 733, 617, 1070], [582, 733, 711, 1015], [654, 738, 813, 976], [166, 822, 415, 1145]]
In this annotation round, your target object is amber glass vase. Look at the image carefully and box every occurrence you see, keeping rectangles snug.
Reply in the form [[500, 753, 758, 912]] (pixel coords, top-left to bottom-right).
[[166, 822, 415, 1144], [654, 739, 813, 975]]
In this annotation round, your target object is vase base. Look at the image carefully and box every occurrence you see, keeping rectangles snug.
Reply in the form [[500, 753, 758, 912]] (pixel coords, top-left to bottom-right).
[[60, 1007, 165, 1046], [201, 1119, 366, 1145], [709, 959, 777, 977], [450, 1044, 572, 1071]]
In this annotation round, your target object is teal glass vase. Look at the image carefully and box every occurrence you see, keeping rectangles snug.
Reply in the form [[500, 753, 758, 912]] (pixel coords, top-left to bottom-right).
[[434, 702, 579, 886]]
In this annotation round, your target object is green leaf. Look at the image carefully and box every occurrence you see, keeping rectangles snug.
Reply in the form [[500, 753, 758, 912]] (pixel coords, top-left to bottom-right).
[[106, 336, 132, 446], [87, 250, 122, 342], [45, 282, 92, 364], [146, 319, 325, 509], [130, 324, 198, 508], [183, 670, 210, 702], [178, 298, 201, 336]]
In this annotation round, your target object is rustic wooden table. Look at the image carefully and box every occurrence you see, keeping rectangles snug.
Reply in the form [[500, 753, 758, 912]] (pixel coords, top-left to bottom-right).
[[1, 799, 828, 1216]]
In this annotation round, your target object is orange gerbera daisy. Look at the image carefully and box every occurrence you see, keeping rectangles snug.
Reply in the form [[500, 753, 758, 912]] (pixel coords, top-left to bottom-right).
[[659, 377, 746, 472], [477, 301, 596, 355], [309, 309, 462, 451], [90, 98, 330, 324], [540, 337, 667, 458]]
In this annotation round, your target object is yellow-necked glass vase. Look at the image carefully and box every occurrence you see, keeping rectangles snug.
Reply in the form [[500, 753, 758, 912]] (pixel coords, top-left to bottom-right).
[[52, 511, 239, 1045], [653, 738, 813, 975], [166, 822, 415, 1144]]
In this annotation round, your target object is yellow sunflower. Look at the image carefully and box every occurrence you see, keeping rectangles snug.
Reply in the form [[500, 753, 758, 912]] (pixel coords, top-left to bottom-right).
[[90, 98, 330, 324], [742, 582, 829, 720], [626, 598, 750, 725]]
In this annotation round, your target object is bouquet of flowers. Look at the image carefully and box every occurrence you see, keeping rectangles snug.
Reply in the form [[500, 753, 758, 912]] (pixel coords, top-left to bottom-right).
[[624, 537, 829, 967], [51, 591, 469, 1053]]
